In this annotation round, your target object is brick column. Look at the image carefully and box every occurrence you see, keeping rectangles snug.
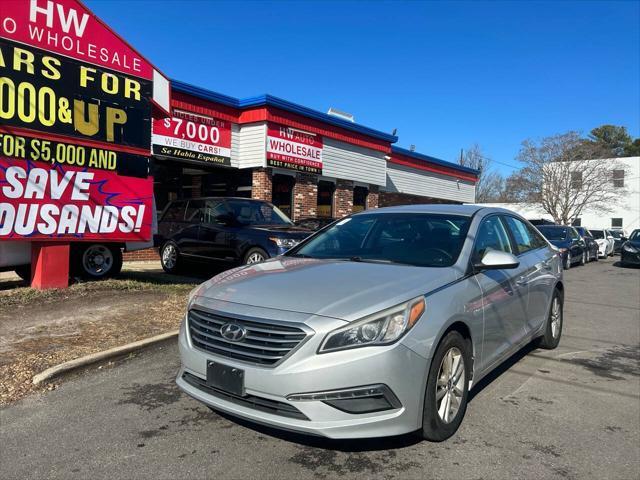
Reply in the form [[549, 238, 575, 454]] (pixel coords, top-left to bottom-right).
[[251, 168, 272, 202], [293, 173, 318, 221], [367, 185, 379, 209], [334, 179, 354, 218], [192, 175, 203, 197]]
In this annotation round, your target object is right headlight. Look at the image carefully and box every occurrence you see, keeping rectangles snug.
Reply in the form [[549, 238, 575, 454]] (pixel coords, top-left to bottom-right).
[[318, 297, 426, 353]]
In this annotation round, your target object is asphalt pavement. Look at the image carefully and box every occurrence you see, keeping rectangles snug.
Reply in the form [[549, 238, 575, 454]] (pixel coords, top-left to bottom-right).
[[1, 257, 639, 480]]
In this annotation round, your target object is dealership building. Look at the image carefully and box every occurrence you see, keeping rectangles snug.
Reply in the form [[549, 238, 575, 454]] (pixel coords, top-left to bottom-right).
[[149, 80, 479, 222]]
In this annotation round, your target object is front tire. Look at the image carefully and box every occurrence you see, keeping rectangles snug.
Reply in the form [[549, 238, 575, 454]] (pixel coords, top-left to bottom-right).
[[563, 254, 571, 270], [421, 331, 470, 442], [580, 251, 586, 266], [73, 244, 122, 280], [243, 247, 268, 265], [535, 289, 563, 350]]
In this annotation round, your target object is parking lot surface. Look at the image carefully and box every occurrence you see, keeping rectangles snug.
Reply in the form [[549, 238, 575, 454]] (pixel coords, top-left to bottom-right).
[[1, 258, 639, 480]]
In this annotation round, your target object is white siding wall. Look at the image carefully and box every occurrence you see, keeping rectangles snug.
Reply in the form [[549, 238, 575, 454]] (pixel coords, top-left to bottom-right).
[[322, 138, 387, 186], [385, 163, 476, 203], [236, 123, 266, 169]]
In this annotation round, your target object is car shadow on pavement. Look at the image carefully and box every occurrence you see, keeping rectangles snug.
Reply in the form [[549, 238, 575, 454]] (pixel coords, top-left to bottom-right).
[[468, 342, 538, 403]]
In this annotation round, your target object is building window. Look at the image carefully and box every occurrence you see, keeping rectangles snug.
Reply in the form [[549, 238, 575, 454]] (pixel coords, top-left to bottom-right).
[[570, 171, 582, 190], [572, 218, 581, 227], [353, 186, 368, 213], [611, 218, 623, 228], [317, 181, 335, 218], [272, 174, 295, 219], [612, 170, 625, 188]]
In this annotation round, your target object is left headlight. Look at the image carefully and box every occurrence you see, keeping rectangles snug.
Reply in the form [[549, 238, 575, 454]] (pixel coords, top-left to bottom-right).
[[623, 244, 638, 253], [318, 297, 426, 353], [270, 237, 300, 249]]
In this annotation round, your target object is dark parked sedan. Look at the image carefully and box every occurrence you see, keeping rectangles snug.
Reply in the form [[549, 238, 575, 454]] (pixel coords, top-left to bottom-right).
[[574, 226, 600, 262], [536, 225, 587, 269], [157, 197, 312, 273], [620, 229, 640, 267]]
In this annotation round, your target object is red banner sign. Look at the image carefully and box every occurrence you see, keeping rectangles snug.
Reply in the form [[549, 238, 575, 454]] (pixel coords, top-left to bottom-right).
[[0, 158, 153, 241], [152, 110, 233, 166], [266, 123, 323, 174], [0, 0, 154, 80]]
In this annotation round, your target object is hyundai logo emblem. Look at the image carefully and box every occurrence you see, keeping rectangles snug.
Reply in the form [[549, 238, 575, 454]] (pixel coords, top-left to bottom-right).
[[220, 323, 247, 342]]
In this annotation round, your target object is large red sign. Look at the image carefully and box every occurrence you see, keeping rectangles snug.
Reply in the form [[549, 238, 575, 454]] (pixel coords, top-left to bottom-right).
[[152, 110, 232, 166], [0, 0, 154, 79], [0, 157, 153, 241], [266, 123, 323, 174]]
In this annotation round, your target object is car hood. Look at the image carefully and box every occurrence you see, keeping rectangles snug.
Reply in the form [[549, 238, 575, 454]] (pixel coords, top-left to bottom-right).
[[194, 257, 460, 322]]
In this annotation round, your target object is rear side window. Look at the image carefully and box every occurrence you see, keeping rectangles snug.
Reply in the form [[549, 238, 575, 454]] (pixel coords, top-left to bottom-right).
[[503, 216, 544, 254], [161, 201, 186, 222], [473, 216, 513, 262]]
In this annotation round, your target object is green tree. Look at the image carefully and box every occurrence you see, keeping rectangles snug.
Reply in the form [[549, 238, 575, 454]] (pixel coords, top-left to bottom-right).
[[623, 138, 640, 157], [587, 125, 633, 156]]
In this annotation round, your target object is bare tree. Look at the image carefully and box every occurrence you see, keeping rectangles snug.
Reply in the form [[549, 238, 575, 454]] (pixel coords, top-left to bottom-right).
[[459, 144, 504, 202], [515, 132, 627, 224]]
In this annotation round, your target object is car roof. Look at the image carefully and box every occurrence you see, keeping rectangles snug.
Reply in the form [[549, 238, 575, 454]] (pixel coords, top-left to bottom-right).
[[357, 204, 516, 217]]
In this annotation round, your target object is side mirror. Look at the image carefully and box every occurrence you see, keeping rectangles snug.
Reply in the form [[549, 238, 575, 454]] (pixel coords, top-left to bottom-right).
[[473, 250, 520, 270], [622, 236, 628, 242]]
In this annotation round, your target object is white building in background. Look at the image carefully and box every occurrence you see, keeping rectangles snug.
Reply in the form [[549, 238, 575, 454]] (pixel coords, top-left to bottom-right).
[[479, 156, 640, 232]]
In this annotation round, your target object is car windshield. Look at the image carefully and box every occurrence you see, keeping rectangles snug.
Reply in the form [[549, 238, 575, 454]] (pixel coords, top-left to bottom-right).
[[630, 230, 640, 241], [537, 226, 567, 241], [226, 199, 293, 226], [609, 230, 623, 238], [289, 213, 471, 267], [591, 230, 604, 239]]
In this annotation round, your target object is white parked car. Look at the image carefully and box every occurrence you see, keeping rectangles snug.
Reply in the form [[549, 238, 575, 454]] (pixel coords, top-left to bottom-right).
[[589, 229, 615, 258]]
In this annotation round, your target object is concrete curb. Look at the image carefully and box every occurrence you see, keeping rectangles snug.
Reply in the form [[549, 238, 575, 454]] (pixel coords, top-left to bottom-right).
[[32, 330, 179, 385]]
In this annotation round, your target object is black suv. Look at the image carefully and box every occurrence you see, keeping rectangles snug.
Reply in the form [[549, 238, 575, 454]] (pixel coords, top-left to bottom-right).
[[157, 197, 312, 273]]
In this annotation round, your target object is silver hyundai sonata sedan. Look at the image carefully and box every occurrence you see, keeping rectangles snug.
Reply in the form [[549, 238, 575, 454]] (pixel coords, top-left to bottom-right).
[[176, 205, 563, 441]]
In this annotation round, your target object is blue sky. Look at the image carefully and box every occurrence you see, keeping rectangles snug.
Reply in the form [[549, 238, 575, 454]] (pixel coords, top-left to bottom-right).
[[88, 0, 640, 175]]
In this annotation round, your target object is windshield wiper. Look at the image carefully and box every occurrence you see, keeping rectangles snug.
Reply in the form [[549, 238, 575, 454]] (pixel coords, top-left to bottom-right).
[[348, 256, 393, 264]]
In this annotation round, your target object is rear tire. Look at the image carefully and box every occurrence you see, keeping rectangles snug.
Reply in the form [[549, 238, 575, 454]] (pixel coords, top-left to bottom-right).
[[421, 331, 471, 442], [73, 244, 122, 280], [160, 241, 181, 274], [535, 289, 563, 350]]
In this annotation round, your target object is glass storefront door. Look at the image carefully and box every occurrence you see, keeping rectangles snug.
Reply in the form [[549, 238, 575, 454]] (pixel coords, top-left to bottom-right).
[[272, 174, 295, 219]]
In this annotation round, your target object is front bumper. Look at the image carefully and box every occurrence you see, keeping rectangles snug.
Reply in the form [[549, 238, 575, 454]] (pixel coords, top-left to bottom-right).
[[176, 306, 429, 439]]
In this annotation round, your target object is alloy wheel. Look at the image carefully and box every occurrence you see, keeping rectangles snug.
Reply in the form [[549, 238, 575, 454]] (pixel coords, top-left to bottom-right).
[[246, 252, 265, 264], [162, 244, 177, 269], [435, 347, 465, 424], [550, 297, 562, 339]]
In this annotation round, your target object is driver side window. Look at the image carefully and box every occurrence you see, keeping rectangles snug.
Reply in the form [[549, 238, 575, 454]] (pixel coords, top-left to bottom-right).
[[473, 216, 513, 262]]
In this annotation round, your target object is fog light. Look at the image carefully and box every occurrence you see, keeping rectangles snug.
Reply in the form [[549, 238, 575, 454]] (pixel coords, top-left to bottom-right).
[[287, 384, 401, 414]]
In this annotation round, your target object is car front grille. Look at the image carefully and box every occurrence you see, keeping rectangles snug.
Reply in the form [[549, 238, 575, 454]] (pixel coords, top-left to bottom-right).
[[188, 309, 310, 366], [182, 372, 309, 420]]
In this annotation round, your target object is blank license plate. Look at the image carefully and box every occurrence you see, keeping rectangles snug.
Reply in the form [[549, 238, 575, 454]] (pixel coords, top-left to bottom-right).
[[206, 361, 245, 397]]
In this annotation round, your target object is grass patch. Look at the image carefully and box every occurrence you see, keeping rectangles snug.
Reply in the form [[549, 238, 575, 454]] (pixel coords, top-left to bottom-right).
[[0, 272, 198, 309]]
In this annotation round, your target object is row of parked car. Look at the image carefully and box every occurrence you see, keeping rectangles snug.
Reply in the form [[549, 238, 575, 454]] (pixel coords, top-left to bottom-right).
[[530, 221, 640, 269], [154, 196, 640, 274]]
